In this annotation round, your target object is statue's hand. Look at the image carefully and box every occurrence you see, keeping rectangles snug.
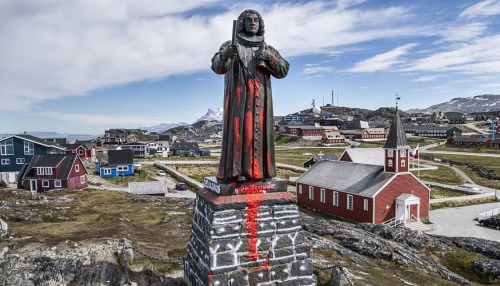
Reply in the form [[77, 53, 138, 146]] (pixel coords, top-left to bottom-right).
[[220, 44, 238, 62], [255, 49, 273, 62]]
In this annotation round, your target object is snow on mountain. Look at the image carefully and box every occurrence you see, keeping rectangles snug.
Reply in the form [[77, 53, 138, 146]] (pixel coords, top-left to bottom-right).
[[196, 108, 224, 122], [406, 94, 500, 114], [140, 122, 189, 134]]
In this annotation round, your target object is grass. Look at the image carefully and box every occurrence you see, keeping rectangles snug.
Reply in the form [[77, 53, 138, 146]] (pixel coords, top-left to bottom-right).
[[437, 248, 491, 285], [430, 186, 475, 199], [432, 145, 500, 155], [430, 197, 498, 210], [422, 154, 500, 189], [275, 147, 345, 167], [411, 164, 463, 185]]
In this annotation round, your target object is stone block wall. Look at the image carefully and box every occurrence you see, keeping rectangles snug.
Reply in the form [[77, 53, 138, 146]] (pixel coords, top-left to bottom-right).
[[184, 188, 316, 286]]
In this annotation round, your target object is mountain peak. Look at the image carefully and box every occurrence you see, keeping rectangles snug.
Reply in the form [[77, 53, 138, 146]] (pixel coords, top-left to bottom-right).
[[406, 94, 500, 114], [196, 108, 223, 122]]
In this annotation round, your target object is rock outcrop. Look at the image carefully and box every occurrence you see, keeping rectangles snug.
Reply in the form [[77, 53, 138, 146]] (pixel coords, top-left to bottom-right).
[[0, 218, 7, 237]]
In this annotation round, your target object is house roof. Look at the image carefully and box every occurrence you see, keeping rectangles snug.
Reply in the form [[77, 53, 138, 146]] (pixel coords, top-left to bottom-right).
[[128, 182, 166, 195], [108, 150, 134, 165], [341, 148, 385, 166], [314, 153, 339, 161], [62, 143, 83, 150], [453, 136, 489, 143], [1, 134, 65, 150], [297, 160, 394, 197], [171, 142, 200, 151], [384, 109, 409, 149], [324, 131, 343, 138]]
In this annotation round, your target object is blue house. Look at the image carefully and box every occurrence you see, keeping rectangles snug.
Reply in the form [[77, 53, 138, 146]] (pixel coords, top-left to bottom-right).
[[0, 134, 66, 183], [97, 150, 134, 178]]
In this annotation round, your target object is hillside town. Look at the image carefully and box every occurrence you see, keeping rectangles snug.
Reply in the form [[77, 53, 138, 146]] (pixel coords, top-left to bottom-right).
[[1, 94, 500, 285]]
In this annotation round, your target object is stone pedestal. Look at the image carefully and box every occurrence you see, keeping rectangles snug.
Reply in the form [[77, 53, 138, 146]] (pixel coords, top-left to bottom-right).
[[184, 180, 316, 286]]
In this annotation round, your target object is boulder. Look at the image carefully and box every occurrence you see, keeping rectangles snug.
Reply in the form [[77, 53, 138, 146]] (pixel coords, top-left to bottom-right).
[[330, 265, 353, 286], [473, 259, 500, 282], [0, 218, 7, 237]]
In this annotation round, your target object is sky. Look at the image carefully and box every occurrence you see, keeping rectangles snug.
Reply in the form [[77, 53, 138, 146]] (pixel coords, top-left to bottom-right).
[[1, 0, 500, 135]]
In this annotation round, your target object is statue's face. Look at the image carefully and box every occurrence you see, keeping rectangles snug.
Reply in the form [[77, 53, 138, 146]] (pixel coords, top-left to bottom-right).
[[244, 13, 259, 35]]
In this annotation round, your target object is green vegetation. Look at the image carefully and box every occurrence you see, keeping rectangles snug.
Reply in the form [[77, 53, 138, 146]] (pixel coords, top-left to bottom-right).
[[437, 248, 490, 284], [275, 134, 300, 145], [411, 165, 462, 185], [423, 154, 500, 189], [275, 147, 344, 167], [432, 145, 500, 155], [430, 197, 498, 210], [429, 186, 475, 199]]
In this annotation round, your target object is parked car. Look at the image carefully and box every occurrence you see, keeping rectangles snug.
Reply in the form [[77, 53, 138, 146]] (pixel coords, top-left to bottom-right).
[[479, 217, 500, 230], [175, 183, 187, 190], [156, 170, 166, 176]]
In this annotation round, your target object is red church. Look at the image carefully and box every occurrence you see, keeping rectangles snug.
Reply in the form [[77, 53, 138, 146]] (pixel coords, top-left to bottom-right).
[[296, 109, 430, 225]]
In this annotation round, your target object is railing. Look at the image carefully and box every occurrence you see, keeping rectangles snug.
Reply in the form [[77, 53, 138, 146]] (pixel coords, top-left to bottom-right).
[[478, 208, 500, 221], [381, 217, 404, 227]]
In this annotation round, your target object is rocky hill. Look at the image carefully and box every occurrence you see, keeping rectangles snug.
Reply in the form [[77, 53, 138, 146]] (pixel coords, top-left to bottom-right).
[[0, 189, 499, 286], [161, 120, 223, 141], [406, 94, 500, 114]]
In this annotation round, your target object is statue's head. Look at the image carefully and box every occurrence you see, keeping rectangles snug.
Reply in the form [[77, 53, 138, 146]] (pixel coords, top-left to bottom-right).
[[237, 9, 265, 36]]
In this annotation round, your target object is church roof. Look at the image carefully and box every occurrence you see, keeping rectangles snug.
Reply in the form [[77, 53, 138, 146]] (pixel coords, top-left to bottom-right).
[[296, 160, 395, 197], [383, 108, 409, 149]]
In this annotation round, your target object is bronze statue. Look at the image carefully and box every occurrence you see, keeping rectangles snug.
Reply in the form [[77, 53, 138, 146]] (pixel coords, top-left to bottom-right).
[[212, 9, 289, 184]]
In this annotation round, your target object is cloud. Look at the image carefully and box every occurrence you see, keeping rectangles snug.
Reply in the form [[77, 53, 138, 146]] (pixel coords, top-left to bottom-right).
[[301, 66, 334, 75], [459, 0, 500, 18], [0, 0, 425, 113], [412, 75, 445, 82], [346, 43, 417, 73], [403, 35, 500, 74], [439, 22, 488, 42]]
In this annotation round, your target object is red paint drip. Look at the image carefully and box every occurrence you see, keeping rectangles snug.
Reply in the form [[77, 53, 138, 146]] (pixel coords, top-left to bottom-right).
[[244, 184, 269, 271]]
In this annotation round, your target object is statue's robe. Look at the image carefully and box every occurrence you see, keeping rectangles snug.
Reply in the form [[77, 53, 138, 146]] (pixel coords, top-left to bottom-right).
[[211, 34, 289, 183]]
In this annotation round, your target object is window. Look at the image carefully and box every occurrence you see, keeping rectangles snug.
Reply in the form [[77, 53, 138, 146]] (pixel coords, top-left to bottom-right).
[[388, 159, 393, 167], [45, 167, 53, 175], [387, 149, 393, 158], [401, 160, 406, 167], [347, 195, 353, 210], [117, 166, 129, 171], [78, 149, 84, 155], [400, 149, 406, 156], [1, 158, 9, 165], [0, 139, 14, 155], [320, 188, 325, 203], [42, 180, 49, 187], [80, 175, 86, 184], [24, 141, 34, 155], [364, 199, 368, 211], [54, 180, 62, 188], [333, 192, 338, 206], [37, 167, 44, 175], [75, 165, 80, 172], [308, 186, 314, 200], [103, 168, 112, 175], [16, 158, 25, 164], [298, 185, 302, 195]]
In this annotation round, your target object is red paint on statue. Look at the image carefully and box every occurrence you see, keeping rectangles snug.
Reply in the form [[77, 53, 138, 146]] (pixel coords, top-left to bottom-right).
[[243, 184, 270, 271]]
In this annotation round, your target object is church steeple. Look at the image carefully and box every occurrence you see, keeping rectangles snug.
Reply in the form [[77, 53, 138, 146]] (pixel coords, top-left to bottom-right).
[[384, 99, 410, 173]]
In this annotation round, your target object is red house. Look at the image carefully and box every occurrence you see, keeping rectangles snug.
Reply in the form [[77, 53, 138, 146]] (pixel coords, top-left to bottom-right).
[[63, 142, 96, 160], [17, 154, 88, 192], [297, 109, 430, 225]]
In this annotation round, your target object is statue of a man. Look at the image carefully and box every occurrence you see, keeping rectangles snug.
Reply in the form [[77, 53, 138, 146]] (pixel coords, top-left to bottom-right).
[[212, 9, 289, 184]]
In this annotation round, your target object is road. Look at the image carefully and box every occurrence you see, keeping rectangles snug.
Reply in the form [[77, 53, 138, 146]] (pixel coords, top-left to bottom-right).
[[428, 202, 500, 242]]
